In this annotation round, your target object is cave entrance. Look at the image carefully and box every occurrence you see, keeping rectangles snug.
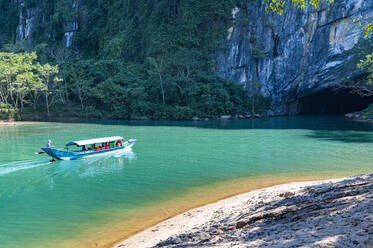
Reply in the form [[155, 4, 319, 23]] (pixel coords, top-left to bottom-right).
[[293, 88, 373, 115]]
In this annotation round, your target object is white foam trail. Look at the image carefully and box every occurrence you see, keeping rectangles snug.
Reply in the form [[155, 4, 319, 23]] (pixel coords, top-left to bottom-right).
[[114, 149, 136, 160], [0, 160, 50, 176]]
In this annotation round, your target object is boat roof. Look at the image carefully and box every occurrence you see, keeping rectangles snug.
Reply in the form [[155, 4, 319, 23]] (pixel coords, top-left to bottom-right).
[[66, 136, 123, 146]]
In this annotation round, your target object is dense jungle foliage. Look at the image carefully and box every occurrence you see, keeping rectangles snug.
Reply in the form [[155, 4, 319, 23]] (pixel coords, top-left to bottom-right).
[[0, 0, 371, 120], [0, 0, 272, 120]]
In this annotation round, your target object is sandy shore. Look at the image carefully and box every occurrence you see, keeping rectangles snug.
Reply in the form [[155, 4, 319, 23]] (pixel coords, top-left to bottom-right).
[[116, 174, 373, 248], [0, 121, 48, 126]]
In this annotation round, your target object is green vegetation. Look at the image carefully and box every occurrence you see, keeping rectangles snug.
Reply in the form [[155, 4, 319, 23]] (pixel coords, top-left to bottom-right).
[[360, 104, 373, 120], [357, 53, 373, 94], [0, 52, 60, 119], [0, 0, 368, 121], [264, 0, 335, 15], [339, 38, 373, 97], [0, 0, 271, 120], [264, 0, 372, 37]]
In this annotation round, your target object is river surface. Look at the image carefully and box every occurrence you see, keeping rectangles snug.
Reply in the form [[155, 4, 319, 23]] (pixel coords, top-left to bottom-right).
[[0, 116, 372, 248]]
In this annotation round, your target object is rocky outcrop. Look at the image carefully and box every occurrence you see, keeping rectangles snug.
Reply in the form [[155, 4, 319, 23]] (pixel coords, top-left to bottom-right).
[[15, 0, 39, 50], [215, 0, 373, 114], [345, 104, 373, 122], [63, 21, 78, 48], [7, 0, 372, 114], [62, 0, 81, 48], [14, 0, 81, 48]]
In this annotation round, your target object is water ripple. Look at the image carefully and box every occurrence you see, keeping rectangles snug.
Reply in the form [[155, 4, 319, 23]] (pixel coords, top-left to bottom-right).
[[0, 160, 51, 176]]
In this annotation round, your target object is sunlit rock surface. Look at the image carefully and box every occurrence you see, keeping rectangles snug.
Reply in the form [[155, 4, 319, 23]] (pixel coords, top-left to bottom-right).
[[7, 0, 373, 113], [215, 0, 373, 113]]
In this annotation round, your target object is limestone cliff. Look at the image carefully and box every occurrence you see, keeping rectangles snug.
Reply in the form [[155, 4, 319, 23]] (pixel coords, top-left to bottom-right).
[[15, 0, 39, 50], [215, 0, 373, 114], [5, 0, 373, 115], [13, 0, 80, 49]]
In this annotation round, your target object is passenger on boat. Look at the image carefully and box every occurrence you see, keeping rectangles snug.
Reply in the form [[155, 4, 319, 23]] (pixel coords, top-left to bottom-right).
[[82, 145, 86, 151], [46, 140, 52, 148]]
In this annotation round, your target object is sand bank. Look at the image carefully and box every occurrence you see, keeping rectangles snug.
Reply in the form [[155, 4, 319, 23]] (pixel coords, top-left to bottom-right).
[[0, 121, 48, 126], [116, 174, 373, 248]]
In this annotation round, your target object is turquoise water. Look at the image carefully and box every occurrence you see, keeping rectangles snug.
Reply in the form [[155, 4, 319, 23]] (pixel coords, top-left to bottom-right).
[[0, 116, 372, 247]]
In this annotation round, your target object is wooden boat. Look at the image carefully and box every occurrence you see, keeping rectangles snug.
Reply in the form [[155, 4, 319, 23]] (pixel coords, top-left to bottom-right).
[[42, 136, 136, 160]]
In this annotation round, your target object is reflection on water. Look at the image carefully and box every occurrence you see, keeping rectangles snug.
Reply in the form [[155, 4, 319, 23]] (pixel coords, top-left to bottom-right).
[[51, 149, 136, 178], [0, 117, 372, 248], [79, 150, 135, 178], [45, 150, 136, 192], [70, 115, 373, 131]]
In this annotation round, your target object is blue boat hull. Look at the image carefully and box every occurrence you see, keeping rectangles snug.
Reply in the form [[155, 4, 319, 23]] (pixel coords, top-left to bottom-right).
[[42, 140, 135, 160]]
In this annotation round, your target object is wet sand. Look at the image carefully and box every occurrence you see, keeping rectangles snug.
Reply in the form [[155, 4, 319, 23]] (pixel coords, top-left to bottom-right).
[[0, 121, 48, 126]]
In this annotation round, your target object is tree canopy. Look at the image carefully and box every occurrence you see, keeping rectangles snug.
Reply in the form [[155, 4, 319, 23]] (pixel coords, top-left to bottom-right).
[[0, 52, 60, 119], [0, 0, 370, 120], [0, 0, 271, 120]]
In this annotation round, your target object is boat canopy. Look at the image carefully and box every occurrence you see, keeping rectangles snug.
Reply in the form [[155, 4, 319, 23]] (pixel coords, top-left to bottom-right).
[[66, 136, 123, 146]]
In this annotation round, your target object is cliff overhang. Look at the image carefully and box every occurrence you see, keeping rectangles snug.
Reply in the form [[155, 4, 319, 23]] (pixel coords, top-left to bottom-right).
[[216, 0, 373, 114]]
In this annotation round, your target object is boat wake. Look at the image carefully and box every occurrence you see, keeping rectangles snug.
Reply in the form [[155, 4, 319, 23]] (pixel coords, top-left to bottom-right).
[[0, 150, 136, 178], [0, 160, 51, 177], [114, 149, 136, 159]]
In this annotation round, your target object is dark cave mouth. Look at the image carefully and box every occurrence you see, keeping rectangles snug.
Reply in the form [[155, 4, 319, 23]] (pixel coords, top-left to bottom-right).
[[291, 88, 373, 115]]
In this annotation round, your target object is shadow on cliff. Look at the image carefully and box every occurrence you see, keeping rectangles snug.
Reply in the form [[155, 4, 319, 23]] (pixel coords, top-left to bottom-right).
[[154, 175, 373, 248]]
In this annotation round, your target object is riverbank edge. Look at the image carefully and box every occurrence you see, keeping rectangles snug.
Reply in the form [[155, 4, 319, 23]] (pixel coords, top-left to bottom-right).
[[115, 174, 373, 248], [0, 121, 50, 126], [0, 111, 282, 123], [345, 104, 373, 123]]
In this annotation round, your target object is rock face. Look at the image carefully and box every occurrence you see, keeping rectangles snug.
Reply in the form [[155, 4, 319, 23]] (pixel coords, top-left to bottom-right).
[[345, 104, 373, 122], [6, 0, 372, 113], [14, 0, 81, 49], [62, 0, 81, 48], [215, 0, 373, 114], [63, 21, 78, 48], [15, 0, 39, 50]]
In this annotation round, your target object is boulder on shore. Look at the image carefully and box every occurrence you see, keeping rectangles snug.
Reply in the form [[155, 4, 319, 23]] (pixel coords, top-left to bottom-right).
[[345, 105, 373, 123], [220, 115, 232, 120]]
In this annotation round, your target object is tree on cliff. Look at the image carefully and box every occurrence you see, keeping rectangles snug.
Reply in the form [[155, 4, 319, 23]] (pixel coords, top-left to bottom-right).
[[336, 37, 373, 97], [358, 53, 373, 89], [341, 53, 373, 97], [264, 0, 372, 37]]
